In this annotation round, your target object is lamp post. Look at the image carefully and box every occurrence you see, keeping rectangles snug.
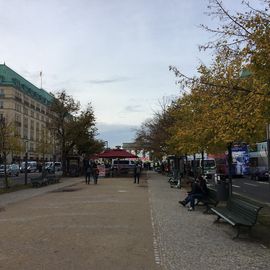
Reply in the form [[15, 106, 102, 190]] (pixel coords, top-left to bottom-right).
[[24, 139, 28, 185], [266, 124, 270, 180], [52, 130, 56, 173]]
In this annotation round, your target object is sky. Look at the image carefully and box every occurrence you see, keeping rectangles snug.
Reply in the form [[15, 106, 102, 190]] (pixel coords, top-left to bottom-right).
[[0, 0, 253, 147]]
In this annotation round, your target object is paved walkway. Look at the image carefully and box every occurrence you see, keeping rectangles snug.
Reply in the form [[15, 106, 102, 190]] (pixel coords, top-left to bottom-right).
[[0, 173, 270, 269], [0, 176, 159, 270], [148, 172, 270, 270], [0, 177, 81, 207]]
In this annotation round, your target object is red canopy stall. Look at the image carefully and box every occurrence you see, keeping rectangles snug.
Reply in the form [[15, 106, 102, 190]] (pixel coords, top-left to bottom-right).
[[97, 149, 138, 159], [97, 149, 138, 176]]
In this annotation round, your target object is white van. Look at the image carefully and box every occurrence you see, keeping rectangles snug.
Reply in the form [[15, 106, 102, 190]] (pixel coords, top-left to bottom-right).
[[190, 158, 216, 178], [45, 161, 62, 172], [20, 161, 37, 173], [111, 159, 135, 173]]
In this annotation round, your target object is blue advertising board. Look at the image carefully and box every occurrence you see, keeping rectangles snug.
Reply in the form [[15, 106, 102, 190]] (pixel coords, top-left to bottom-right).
[[232, 144, 249, 175]]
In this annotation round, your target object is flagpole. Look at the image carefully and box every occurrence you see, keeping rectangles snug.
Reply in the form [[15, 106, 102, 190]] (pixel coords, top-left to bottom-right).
[[40, 71, 43, 89]]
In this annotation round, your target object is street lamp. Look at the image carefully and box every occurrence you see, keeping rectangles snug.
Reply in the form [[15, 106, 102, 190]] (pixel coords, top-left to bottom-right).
[[266, 124, 270, 180], [52, 129, 56, 174], [24, 139, 28, 185]]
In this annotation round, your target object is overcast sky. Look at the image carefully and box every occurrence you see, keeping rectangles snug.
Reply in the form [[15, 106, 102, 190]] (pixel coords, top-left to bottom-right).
[[0, 0, 253, 147]]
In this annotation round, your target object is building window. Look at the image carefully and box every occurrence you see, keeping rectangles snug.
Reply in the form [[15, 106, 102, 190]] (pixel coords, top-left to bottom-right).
[[24, 96, 29, 106], [15, 126, 21, 137], [23, 128, 28, 139], [31, 110, 34, 118], [15, 103, 21, 112], [15, 114, 21, 122], [23, 117, 28, 128], [0, 101, 3, 109], [30, 130, 34, 141], [0, 89, 4, 97], [15, 91, 22, 102], [15, 114, 21, 127], [30, 142, 34, 152], [30, 120, 34, 130], [36, 124, 40, 141], [23, 107, 28, 115], [36, 104, 40, 112]]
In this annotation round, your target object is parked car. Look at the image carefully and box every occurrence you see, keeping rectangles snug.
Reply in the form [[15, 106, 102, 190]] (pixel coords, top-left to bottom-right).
[[111, 159, 135, 174], [250, 167, 269, 181], [0, 164, 20, 176], [0, 164, 7, 176], [20, 161, 38, 173], [45, 162, 62, 172]]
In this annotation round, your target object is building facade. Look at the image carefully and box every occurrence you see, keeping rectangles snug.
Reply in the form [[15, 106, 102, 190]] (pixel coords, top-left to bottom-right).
[[0, 64, 58, 163]]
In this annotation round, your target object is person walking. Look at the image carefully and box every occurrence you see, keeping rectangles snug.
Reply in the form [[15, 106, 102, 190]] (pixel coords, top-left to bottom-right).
[[92, 162, 99, 184], [84, 158, 92, 184], [133, 162, 142, 184]]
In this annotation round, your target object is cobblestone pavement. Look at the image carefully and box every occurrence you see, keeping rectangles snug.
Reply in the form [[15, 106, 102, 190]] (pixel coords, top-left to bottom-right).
[[0, 177, 160, 270], [1, 173, 270, 270], [147, 172, 270, 270]]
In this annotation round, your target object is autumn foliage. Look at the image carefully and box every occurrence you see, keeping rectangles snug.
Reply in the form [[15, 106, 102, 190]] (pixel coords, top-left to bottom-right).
[[135, 0, 270, 158]]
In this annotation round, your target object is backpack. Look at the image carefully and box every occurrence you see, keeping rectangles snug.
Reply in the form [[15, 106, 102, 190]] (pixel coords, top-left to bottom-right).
[[136, 166, 141, 174]]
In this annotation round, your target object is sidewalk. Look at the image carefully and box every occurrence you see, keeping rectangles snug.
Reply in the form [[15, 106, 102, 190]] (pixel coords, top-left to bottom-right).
[[0, 175, 159, 270], [148, 171, 270, 270], [0, 177, 81, 208], [180, 175, 270, 245], [167, 173, 270, 246], [1, 173, 270, 269]]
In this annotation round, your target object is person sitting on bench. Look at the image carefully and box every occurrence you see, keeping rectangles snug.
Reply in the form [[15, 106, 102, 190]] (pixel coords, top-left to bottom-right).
[[179, 175, 208, 211]]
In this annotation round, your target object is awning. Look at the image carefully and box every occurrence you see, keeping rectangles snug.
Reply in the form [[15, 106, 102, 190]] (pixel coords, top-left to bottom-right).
[[97, 149, 138, 159]]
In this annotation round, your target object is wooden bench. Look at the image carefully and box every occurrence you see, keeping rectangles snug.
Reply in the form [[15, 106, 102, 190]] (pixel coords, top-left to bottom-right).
[[30, 176, 48, 188], [46, 173, 60, 184], [211, 197, 263, 239], [196, 188, 219, 213]]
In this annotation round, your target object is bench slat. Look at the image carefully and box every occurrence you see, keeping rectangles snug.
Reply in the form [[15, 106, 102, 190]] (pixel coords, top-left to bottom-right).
[[211, 207, 253, 226], [197, 189, 219, 213], [211, 196, 262, 239], [227, 198, 262, 225]]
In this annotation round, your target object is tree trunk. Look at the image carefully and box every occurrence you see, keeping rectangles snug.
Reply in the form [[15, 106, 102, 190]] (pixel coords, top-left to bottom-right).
[[61, 136, 67, 176], [3, 152, 9, 189], [201, 150, 205, 175], [193, 153, 196, 178]]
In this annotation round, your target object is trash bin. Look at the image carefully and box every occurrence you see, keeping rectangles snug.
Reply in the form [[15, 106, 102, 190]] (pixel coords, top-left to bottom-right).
[[215, 174, 229, 201]]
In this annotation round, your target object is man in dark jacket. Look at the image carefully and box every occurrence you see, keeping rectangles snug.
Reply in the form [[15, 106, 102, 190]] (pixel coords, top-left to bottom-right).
[[133, 162, 142, 184], [179, 175, 208, 211], [92, 161, 99, 184], [84, 158, 92, 184]]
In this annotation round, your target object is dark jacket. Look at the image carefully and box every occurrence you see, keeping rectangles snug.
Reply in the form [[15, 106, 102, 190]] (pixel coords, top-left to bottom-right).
[[189, 178, 208, 196], [134, 164, 142, 175]]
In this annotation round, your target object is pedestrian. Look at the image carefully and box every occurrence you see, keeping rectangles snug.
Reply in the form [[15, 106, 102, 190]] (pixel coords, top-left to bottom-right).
[[133, 162, 142, 184], [92, 162, 99, 184], [84, 158, 92, 184], [178, 175, 208, 211]]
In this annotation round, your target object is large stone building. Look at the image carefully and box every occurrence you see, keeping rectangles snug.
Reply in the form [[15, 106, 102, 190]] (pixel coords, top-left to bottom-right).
[[0, 63, 58, 163]]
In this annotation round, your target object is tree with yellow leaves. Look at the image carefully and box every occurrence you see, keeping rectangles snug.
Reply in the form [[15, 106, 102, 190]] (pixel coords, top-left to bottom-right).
[[169, 0, 270, 180]]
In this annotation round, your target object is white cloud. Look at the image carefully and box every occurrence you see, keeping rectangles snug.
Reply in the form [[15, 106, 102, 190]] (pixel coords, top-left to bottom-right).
[[0, 0, 253, 145], [96, 122, 138, 148]]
